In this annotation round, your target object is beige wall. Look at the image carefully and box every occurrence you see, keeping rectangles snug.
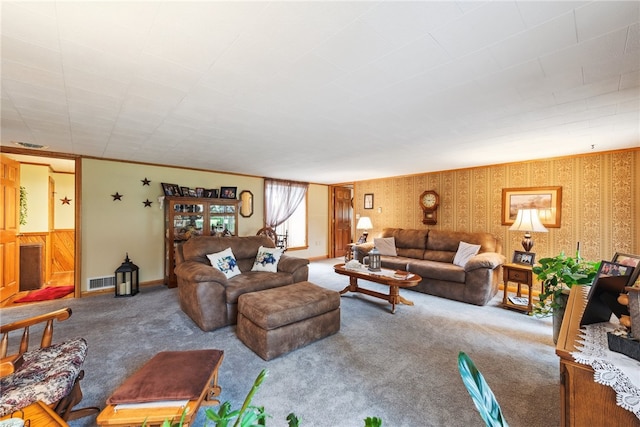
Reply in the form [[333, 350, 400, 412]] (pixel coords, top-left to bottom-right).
[[80, 158, 329, 291], [19, 164, 49, 232], [354, 149, 639, 263], [52, 172, 75, 229]]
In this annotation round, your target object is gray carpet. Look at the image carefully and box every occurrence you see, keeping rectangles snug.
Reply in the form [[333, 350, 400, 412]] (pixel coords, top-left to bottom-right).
[[0, 258, 558, 426]]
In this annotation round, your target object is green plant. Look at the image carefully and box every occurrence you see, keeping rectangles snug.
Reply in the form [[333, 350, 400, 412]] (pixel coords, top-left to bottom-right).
[[532, 251, 600, 317], [19, 186, 27, 225]]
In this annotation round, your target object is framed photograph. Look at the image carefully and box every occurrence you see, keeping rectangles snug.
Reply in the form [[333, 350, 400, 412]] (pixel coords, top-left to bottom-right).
[[205, 189, 219, 198], [161, 183, 179, 196], [188, 188, 197, 197], [195, 187, 205, 198], [501, 186, 562, 228], [181, 186, 191, 197], [581, 260, 634, 325], [512, 251, 535, 266], [364, 193, 374, 209], [611, 252, 640, 288], [220, 186, 237, 199]]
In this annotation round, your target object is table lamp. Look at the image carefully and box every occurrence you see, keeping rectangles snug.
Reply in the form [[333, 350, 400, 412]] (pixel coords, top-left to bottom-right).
[[509, 208, 548, 252], [356, 216, 373, 242]]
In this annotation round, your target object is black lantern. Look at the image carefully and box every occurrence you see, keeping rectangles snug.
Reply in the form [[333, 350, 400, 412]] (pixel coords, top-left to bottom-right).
[[115, 253, 139, 297], [368, 247, 381, 272]]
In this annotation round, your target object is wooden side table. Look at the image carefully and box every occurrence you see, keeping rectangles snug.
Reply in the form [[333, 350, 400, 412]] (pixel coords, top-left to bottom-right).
[[0, 401, 69, 426], [502, 263, 535, 313]]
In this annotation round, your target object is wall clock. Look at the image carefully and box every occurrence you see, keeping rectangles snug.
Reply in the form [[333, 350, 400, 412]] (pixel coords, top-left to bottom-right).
[[419, 190, 439, 225]]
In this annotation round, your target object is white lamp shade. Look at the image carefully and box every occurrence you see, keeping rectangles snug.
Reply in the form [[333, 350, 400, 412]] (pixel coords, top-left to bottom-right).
[[509, 209, 548, 232], [356, 216, 373, 230]]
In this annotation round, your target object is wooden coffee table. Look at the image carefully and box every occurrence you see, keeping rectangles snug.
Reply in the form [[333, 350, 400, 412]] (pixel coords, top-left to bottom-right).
[[334, 263, 421, 313]]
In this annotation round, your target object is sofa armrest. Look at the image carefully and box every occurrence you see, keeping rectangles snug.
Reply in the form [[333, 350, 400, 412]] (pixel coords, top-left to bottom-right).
[[464, 252, 506, 272], [278, 255, 310, 274], [175, 261, 228, 284]]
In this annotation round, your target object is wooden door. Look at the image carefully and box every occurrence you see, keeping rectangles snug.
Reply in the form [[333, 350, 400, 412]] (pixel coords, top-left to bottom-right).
[[332, 186, 352, 258], [1, 155, 20, 301]]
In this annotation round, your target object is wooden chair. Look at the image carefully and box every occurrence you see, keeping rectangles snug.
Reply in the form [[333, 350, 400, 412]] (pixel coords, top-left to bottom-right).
[[457, 351, 509, 427], [256, 227, 288, 250], [0, 307, 100, 421]]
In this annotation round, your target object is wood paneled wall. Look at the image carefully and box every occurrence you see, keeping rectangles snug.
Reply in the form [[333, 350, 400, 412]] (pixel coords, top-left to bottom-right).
[[354, 149, 639, 263], [52, 229, 74, 273]]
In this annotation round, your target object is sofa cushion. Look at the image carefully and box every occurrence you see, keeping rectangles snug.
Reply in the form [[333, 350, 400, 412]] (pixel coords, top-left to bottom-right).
[[374, 237, 397, 256], [183, 235, 275, 266], [453, 241, 481, 267], [225, 272, 295, 303], [207, 247, 242, 279], [251, 246, 284, 272], [381, 228, 428, 259], [407, 260, 466, 283]]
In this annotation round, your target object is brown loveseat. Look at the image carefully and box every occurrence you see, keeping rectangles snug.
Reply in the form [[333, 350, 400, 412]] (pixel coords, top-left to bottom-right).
[[355, 228, 505, 306], [175, 235, 309, 331]]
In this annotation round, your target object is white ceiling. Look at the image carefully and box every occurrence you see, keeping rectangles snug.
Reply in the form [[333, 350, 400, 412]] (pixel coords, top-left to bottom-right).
[[1, 1, 639, 184]]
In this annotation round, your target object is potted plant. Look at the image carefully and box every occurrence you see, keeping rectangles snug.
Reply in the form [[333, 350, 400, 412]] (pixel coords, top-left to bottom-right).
[[532, 251, 600, 343]]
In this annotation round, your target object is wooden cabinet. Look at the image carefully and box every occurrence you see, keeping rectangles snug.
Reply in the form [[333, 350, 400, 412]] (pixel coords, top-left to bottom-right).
[[164, 196, 239, 288], [556, 286, 640, 427]]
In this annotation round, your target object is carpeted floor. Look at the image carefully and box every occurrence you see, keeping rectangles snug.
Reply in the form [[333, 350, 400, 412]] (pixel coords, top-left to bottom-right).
[[0, 258, 558, 426]]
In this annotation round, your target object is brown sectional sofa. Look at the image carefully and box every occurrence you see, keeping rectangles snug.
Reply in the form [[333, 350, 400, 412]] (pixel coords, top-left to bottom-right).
[[174, 235, 309, 331], [355, 228, 505, 306]]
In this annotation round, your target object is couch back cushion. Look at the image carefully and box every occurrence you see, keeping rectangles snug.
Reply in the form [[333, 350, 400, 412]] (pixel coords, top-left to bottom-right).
[[381, 228, 429, 259], [182, 235, 276, 271], [425, 230, 500, 262]]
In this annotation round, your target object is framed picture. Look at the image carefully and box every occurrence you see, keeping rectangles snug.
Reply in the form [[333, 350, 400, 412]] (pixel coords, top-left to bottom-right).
[[205, 189, 219, 198], [611, 252, 640, 288], [220, 186, 237, 199], [512, 251, 535, 266], [364, 193, 374, 209], [181, 186, 191, 197], [188, 188, 197, 197], [195, 187, 205, 198], [581, 260, 634, 325], [501, 186, 562, 228], [161, 183, 180, 196]]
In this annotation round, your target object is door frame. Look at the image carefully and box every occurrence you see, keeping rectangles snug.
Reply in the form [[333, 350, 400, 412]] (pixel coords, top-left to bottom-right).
[[0, 147, 81, 298]]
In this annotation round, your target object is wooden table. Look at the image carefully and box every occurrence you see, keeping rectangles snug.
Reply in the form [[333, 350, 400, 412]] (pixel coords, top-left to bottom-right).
[[97, 350, 223, 427], [501, 263, 535, 313], [0, 401, 69, 426], [334, 263, 421, 313], [556, 286, 640, 426]]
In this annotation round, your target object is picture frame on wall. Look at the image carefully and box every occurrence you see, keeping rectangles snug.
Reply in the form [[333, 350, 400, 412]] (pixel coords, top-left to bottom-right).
[[501, 186, 562, 228], [364, 193, 374, 209], [512, 251, 535, 266], [220, 186, 237, 199]]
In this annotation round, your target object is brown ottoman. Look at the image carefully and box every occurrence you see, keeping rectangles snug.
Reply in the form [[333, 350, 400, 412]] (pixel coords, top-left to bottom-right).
[[237, 281, 340, 360]]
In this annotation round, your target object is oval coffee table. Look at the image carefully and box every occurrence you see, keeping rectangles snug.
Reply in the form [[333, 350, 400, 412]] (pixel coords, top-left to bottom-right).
[[334, 263, 421, 313]]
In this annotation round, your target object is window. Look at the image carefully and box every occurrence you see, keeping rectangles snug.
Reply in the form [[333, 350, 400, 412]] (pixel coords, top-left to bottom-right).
[[264, 178, 308, 250]]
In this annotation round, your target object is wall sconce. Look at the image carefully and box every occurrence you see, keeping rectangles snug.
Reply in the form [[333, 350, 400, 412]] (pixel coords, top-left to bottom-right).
[[509, 209, 548, 252], [356, 216, 373, 243], [115, 253, 139, 297]]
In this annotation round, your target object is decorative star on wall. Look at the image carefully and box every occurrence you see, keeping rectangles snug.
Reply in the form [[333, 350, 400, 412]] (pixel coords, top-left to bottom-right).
[[60, 197, 72, 205], [112, 192, 123, 201], [143, 199, 152, 207], [141, 178, 151, 186]]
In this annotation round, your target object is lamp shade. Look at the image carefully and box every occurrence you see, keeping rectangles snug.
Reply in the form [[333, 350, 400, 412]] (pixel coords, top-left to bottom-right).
[[509, 209, 548, 232], [356, 216, 373, 230]]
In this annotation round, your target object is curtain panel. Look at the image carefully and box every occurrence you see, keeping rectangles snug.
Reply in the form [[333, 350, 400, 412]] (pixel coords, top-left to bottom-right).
[[264, 178, 308, 228]]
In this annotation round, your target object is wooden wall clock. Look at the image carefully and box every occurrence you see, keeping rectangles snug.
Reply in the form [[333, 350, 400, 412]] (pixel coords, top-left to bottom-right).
[[419, 190, 439, 225]]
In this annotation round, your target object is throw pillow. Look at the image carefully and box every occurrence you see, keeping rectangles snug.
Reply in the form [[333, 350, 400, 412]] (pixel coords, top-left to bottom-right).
[[374, 237, 397, 256], [206, 247, 241, 279], [251, 246, 284, 272], [453, 241, 481, 267]]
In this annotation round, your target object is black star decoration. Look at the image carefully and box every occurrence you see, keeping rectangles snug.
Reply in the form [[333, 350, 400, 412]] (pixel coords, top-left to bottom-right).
[[60, 197, 72, 205], [111, 192, 123, 201], [143, 199, 152, 207], [141, 178, 151, 186]]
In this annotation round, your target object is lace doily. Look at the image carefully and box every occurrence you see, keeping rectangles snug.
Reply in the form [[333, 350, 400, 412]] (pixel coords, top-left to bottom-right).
[[571, 322, 640, 420]]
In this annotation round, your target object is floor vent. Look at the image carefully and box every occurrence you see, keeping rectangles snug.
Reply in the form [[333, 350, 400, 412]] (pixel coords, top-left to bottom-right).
[[87, 275, 115, 291]]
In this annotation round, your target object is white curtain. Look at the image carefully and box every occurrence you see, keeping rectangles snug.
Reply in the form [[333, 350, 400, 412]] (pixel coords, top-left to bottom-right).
[[264, 178, 308, 228]]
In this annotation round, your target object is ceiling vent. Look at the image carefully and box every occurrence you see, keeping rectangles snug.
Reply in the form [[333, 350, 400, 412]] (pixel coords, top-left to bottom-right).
[[13, 141, 49, 149]]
